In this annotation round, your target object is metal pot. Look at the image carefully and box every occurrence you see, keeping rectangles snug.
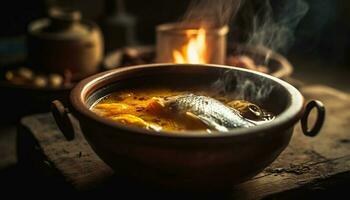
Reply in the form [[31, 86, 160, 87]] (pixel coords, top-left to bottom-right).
[[156, 23, 229, 64], [52, 64, 325, 190]]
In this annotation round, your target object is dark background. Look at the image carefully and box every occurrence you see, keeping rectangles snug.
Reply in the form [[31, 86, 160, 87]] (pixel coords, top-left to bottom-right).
[[0, 0, 348, 91]]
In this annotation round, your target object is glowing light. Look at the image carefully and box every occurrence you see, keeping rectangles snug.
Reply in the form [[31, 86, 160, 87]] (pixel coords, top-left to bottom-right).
[[172, 28, 207, 64]]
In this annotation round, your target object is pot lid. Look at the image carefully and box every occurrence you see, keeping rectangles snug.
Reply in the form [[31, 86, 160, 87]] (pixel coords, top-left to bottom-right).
[[28, 7, 92, 40]]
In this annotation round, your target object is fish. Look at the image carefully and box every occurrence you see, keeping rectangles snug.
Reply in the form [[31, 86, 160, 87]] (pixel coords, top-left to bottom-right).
[[149, 94, 256, 132]]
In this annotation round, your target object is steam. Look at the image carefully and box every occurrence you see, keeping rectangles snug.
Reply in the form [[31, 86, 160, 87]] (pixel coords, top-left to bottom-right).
[[177, 0, 309, 103], [180, 0, 242, 28], [179, 0, 309, 53], [247, 0, 309, 54], [211, 70, 274, 104]]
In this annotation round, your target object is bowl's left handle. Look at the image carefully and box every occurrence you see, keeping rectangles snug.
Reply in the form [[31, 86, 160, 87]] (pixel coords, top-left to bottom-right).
[[301, 100, 325, 137], [51, 100, 76, 141]]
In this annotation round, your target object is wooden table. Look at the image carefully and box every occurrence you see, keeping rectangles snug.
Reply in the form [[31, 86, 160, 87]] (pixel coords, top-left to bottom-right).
[[17, 85, 350, 199]]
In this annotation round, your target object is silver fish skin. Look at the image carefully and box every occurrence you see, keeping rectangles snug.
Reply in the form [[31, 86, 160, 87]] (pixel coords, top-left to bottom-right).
[[162, 94, 256, 131]]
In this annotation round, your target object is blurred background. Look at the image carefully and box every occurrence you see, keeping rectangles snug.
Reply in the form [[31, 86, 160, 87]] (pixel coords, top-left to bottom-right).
[[0, 0, 349, 93]]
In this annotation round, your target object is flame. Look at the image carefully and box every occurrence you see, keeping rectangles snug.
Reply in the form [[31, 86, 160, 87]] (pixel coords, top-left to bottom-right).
[[173, 28, 207, 64]]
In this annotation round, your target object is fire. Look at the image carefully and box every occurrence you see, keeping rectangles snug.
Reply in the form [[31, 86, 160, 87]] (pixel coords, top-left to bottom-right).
[[172, 28, 207, 64]]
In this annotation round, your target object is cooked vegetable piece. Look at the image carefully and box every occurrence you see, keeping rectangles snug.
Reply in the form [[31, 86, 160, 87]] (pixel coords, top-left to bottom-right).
[[111, 114, 161, 131]]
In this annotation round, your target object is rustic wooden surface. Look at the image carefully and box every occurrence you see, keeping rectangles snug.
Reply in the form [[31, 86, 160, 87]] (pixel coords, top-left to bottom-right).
[[18, 85, 350, 198]]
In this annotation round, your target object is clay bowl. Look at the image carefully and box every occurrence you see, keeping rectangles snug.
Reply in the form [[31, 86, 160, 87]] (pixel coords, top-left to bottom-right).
[[52, 64, 324, 190]]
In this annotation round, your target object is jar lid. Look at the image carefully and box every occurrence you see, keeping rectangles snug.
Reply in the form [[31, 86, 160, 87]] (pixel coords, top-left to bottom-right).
[[28, 7, 94, 40], [49, 7, 82, 30]]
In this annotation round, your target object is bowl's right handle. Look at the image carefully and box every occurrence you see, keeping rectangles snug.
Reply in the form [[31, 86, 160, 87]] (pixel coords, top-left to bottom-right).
[[301, 100, 325, 137], [51, 100, 76, 141]]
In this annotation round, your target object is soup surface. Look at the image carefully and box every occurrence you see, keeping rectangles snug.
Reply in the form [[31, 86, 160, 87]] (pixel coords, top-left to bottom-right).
[[91, 87, 274, 133]]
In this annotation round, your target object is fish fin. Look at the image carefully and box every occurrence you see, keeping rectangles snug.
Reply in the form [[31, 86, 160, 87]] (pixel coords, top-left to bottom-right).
[[195, 114, 229, 132], [185, 112, 201, 121]]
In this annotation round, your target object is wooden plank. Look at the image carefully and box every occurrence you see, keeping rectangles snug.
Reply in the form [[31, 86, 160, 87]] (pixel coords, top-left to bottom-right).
[[20, 114, 114, 191], [19, 85, 350, 198]]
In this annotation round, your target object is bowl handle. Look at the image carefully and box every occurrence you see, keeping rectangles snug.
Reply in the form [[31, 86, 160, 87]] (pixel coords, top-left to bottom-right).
[[301, 100, 325, 137], [51, 100, 77, 141]]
